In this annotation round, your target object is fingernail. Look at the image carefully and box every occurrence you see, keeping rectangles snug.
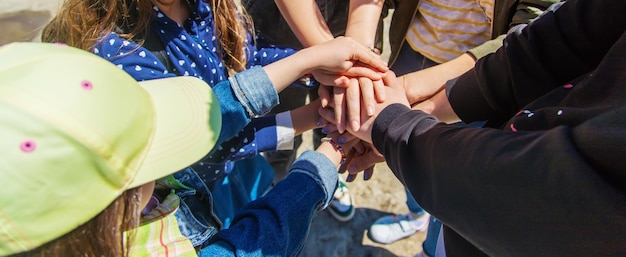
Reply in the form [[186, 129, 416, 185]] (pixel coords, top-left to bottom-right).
[[321, 126, 329, 134], [367, 105, 374, 116], [364, 172, 372, 181], [337, 136, 346, 144], [351, 120, 360, 131], [346, 174, 356, 182], [316, 119, 323, 127]]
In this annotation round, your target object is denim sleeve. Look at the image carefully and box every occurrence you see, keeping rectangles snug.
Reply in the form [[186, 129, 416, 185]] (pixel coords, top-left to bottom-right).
[[211, 80, 252, 144], [198, 151, 338, 257], [229, 66, 279, 117]]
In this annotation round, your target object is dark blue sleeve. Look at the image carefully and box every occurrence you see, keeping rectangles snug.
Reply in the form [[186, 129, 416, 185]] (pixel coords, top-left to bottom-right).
[[94, 33, 252, 146], [197, 150, 336, 257], [247, 45, 296, 67], [93, 33, 175, 81]]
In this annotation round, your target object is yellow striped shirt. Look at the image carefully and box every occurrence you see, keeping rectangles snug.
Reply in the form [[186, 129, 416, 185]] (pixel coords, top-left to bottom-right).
[[406, 0, 494, 63]]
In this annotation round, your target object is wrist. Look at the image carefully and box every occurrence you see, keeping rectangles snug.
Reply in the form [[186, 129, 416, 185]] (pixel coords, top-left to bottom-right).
[[291, 100, 321, 135], [317, 139, 347, 166]]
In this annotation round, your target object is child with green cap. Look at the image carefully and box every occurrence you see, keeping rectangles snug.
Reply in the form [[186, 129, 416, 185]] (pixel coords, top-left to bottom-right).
[[0, 41, 373, 257]]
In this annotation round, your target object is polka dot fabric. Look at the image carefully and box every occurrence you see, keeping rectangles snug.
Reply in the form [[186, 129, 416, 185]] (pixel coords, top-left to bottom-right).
[[93, 0, 295, 84]]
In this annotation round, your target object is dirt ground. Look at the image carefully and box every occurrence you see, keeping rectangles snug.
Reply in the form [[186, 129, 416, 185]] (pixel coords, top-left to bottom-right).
[[1, 4, 426, 256]]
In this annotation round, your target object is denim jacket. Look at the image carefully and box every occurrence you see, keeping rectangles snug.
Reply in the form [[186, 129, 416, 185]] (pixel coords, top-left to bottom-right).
[[129, 150, 338, 257], [199, 150, 338, 257]]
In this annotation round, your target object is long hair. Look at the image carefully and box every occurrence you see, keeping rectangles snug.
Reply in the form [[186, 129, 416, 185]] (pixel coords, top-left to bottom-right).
[[10, 188, 142, 257], [42, 0, 253, 73], [210, 0, 253, 73]]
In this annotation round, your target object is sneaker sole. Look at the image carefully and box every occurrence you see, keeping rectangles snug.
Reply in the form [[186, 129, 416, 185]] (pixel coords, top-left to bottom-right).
[[328, 206, 355, 222]]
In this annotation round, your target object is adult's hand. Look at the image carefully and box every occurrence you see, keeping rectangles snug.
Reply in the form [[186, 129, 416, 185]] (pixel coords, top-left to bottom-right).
[[307, 37, 388, 81], [263, 37, 388, 93], [411, 89, 461, 124], [402, 53, 476, 104], [317, 75, 386, 133], [319, 71, 409, 143]]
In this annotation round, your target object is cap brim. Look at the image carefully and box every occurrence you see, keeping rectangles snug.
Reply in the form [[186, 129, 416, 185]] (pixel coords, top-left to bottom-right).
[[129, 76, 221, 188]]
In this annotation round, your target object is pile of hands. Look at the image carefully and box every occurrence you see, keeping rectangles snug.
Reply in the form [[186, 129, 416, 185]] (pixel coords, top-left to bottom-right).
[[306, 37, 443, 182]]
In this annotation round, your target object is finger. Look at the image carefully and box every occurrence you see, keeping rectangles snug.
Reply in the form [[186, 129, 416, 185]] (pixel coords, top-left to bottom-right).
[[347, 151, 385, 173], [332, 76, 351, 87], [325, 131, 357, 145], [351, 47, 389, 73], [338, 149, 355, 174], [341, 66, 384, 81], [346, 79, 361, 131], [363, 166, 375, 181], [318, 107, 337, 125], [353, 141, 366, 154], [318, 85, 332, 108], [316, 117, 328, 128], [346, 173, 357, 182], [383, 70, 402, 90], [333, 87, 347, 133], [359, 77, 376, 116], [321, 124, 339, 136], [338, 135, 361, 150], [372, 78, 386, 103]]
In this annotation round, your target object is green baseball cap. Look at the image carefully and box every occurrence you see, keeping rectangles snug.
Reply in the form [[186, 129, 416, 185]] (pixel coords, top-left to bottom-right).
[[0, 42, 221, 255]]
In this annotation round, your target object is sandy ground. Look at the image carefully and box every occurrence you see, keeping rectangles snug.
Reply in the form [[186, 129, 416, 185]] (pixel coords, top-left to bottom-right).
[[0, 2, 425, 256]]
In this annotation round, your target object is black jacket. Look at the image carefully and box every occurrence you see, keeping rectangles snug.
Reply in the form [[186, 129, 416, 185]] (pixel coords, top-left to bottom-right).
[[372, 0, 626, 255]]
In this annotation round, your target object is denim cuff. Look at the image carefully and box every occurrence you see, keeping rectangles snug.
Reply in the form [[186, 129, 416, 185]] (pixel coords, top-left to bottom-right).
[[229, 66, 279, 117], [289, 150, 338, 211]]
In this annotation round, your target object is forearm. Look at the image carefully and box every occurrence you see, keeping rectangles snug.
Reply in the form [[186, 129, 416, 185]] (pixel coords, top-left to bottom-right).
[[344, 0, 384, 49], [412, 89, 460, 124], [403, 53, 475, 104], [372, 104, 626, 256], [290, 98, 322, 136], [274, 0, 334, 47], [200, 150, 339, 256], [262, 48, 319, 93], [200, 172, 324, 256]]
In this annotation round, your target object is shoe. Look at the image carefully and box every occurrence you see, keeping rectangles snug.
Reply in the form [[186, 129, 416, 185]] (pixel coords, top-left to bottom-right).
[[327, 179, 355, 222], [368, 212, 430, 244]]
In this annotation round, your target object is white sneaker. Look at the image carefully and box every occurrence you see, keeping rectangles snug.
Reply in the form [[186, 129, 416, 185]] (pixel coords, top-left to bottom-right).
[[368, 212, 430, 244]]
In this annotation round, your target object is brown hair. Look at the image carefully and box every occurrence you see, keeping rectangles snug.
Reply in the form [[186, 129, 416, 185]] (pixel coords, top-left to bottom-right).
[[10, 188, 142, 257], [42, 0, 252, 73]]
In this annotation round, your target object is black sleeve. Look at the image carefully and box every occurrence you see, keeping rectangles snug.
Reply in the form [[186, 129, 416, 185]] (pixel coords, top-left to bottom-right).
[[449, 0, 626, 125], [372, 103, 626, 256]]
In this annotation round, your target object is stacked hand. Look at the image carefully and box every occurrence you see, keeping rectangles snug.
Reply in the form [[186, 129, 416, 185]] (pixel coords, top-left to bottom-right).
[[318, 71, 410, 181]]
